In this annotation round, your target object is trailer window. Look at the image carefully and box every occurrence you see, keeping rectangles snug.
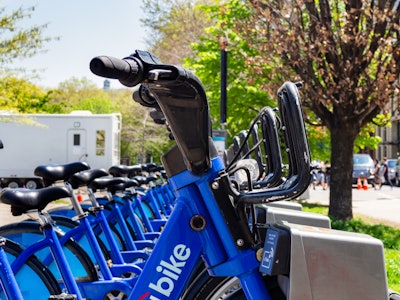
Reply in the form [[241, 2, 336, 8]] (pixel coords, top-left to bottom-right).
[[96, 130, 105, 156], [73, 134, 80, 146]]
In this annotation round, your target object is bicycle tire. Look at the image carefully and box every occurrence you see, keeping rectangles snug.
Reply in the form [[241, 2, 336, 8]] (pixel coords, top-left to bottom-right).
[[0, 221, 98, 282], [1, 238, 62, 299], [138, 199, 157, 220], [181, 266, 285, 300]]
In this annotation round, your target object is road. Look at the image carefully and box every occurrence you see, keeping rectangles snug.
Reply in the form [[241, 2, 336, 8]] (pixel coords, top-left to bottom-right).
[[304, 184, 400, 228]]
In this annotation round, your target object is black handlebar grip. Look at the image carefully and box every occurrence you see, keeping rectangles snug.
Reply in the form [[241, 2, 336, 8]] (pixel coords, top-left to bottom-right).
[[89, 56, 143, 87]]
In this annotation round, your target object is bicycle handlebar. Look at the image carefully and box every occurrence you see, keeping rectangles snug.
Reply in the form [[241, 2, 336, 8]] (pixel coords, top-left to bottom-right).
[[90, 50, 211, 175], [89, 55, 143, 87]]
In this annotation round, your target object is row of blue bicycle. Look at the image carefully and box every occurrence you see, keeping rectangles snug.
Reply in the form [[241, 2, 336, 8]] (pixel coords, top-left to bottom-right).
[[0, 162, 181, 299], [0, 160, 176, 299]]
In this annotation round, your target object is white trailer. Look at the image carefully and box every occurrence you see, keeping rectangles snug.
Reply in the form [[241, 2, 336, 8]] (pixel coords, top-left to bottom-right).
[[0, 111, 121, 189]]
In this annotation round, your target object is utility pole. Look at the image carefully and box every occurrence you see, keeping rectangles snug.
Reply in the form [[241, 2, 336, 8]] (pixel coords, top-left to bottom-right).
[[219, 36, 228, 126], [213, 36, 229, 161]]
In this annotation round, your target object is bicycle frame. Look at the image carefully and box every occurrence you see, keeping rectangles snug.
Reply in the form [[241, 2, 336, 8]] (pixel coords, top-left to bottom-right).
[[7, 213, 138, 299], [127, 155, 272, 299], [0, 239, 23, 300], [101, 193, 162, 242]]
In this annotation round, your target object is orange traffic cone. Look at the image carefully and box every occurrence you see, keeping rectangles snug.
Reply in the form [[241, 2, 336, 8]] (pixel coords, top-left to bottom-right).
[[77, 190, 83, 202], [357, 177, 362, 190], [363, 178, 368, 190]]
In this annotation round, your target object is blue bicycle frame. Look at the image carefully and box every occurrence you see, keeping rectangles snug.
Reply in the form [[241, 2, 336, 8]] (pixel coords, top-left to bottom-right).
[[127, 155, 271, 299], [0, 239, 23, 300]]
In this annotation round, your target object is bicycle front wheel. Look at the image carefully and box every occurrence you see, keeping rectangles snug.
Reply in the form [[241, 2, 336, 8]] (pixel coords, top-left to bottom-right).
[[1, 238, 61, 299], [181, 267, 285, 300]]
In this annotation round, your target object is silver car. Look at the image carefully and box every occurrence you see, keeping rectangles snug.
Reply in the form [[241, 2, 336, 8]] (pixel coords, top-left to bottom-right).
[[352, 154, 375, 185]]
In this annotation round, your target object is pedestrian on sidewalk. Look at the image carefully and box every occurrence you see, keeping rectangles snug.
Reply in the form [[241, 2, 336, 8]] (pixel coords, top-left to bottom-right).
[[381, 157, 393, 189], [372, 158, 382, 190]]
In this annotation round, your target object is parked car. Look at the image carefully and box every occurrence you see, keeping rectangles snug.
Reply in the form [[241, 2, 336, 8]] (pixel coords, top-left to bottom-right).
[[352, 153, 375, 185]]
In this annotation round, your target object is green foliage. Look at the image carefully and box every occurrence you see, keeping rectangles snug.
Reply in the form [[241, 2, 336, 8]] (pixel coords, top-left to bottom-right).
[[50, 77, 109, 112], [0, 5, 53, 66], [0, 76, 59, 113], [185, 0, 276, 141], [105, 88, 173, 164], [68, 97, 116, 114], [354, 123, 382, 153], [190, 1, 353, 162], [141, 0, 214, 65], [385, 249, 400, 292], [354, 113, 390, 153]]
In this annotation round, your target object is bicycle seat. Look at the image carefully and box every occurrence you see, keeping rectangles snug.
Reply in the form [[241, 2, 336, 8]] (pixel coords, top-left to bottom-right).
[[108, 179, 139, 195], [34, 162, 90, 187], [141, 163, 162, 173], [69, 168, 109, 189], [132, 175, 148, 185], [0, 186, 71, 216], [160, 170, 168, 179], [88, 177, 127, 192], [108, 164, 142, 177]]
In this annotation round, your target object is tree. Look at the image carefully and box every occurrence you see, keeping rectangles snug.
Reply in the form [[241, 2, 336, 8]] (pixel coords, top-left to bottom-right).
[[141, 0, 214, 64], [141, 0, 333, 160], [0, 4, 55, 113], [244, 0, 400, 219], [106, 88, 173, 164], [0, 76, 58, 113], [0, 5, 53, 68], [184, 1, 277, 138], [145, 0, 398, 220]]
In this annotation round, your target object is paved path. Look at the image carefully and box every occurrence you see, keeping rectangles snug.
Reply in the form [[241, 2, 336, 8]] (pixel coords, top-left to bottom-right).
[[303, 185, 400, 228], [0, 202, 64, 226]]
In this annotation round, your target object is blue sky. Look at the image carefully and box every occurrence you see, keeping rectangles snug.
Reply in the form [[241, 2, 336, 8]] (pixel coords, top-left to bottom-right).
[[2, 0, 148, 89]]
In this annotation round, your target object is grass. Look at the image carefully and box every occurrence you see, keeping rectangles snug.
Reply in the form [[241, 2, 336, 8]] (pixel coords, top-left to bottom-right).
[[298, 201, 400, 292], [386, 249, 400, 292]]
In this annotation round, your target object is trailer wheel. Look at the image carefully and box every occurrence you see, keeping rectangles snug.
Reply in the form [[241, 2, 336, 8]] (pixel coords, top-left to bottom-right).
[[7, 180, 20, 189], [25, 180, 38, 189]]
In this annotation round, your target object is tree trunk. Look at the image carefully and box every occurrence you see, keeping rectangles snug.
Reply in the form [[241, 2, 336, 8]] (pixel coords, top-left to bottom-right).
[[328, 123, 358, 220]]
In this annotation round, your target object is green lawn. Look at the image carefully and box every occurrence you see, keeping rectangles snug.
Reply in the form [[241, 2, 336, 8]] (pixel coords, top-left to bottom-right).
[[298, 201, 400, 292]]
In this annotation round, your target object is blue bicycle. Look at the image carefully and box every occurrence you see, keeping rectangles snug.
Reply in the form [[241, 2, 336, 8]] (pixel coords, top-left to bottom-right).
[[87, 50, 311, 299]]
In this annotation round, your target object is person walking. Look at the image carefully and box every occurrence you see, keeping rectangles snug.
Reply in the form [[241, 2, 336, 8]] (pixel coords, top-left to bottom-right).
[[381, 157, 393, 189], [372, 158, 382, 190]]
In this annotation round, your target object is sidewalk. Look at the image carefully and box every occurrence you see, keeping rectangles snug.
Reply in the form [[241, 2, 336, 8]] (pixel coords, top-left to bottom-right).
[[303, 185, 400, 228], [0, 202, 62, 226]]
